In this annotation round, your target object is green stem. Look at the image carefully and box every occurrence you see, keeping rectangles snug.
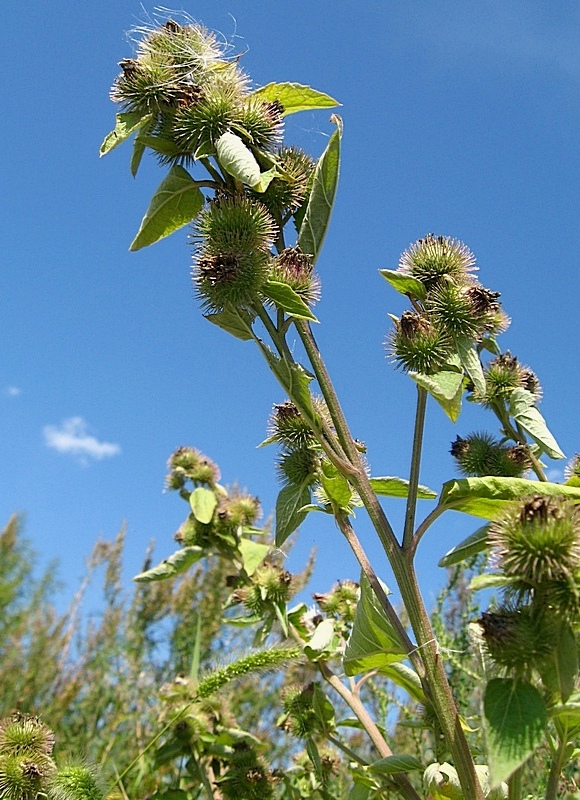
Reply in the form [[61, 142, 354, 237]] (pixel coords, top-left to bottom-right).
[[410, 504, 446, 556], [402, 386, 428, 550], [319, 662, 422, 800], [256, 318, 483, 799], [545, 729, 569, 800], [507, 765, 522, 800]]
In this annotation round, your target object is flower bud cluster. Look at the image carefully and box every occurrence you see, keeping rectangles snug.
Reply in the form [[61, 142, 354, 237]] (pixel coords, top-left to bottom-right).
[[219, 743, 275, 800], [313, 579, 359, 630], [480, 495, 580, 676], [166, 446, 221, 490], [387, 234, 508, 375]]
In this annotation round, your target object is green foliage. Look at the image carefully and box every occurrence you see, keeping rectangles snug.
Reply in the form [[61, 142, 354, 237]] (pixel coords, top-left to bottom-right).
[[7, 11, 575, 800]]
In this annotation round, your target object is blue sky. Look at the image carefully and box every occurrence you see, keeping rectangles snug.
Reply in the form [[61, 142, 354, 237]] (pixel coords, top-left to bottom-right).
[[2, 1, 578, 612]]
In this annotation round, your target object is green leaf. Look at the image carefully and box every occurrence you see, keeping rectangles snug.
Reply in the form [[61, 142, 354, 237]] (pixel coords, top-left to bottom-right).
[[484, 678, 547, 786], [456, 336, 486, 396], [368, 754, 424, 775], [251, 82, 340, 115], [509, 387, 565, 459], [100, 110, 152, 156], [237, 538, 270, 576], [204, 307, 254, 340], [262, 280, 318, 321], [303, 618, 337, 660], [370, 476, 437, 499], [134, 134, 183, 159], [438, 524, 490, 567], [130, 165, 204, 250], [409, 367, 464, 422], [343, 572, 407, 675], [538, 621, 578, 703], [131, 118, 155, 177], [469, 573, 516, 592], [319, 460, 354, 512], [438, 476, 580, 519], [216, 131, 262, 188], [189, 487, 217, 524], [297, 115, 342, 264], [423, 762, 464, 800], [379, 269, 426, 301], [133, 546, 204, 582], [259, 345, 316, 419], [377, 662, 426, 704], [275, 483, 311, 546]]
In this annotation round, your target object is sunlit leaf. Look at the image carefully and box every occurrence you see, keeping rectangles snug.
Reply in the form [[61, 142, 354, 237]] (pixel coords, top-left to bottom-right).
[[251, 82, 340, 115], [368, 754, 423, 775], [204, 307, 255, 341], [409, 367, 464, 422], [378, 662, 426, 704], [438, 524, 490, 567], [133, 546, 204, 582], [100, 110, 152, 156], [216, 131, 262, 187], [438, 476, 580, 519], [262, 280, 318, 321], [297, 115, 342, 264], [379, 269, 426, 301], [130, 166, 204, 250], [456, 336, 486, 396], [484, 678, 547, 786], [538, 621, 578, 703], [189, 487, 217, 524], [509, 388, 565, 459], [237, 538, 270, 576], [275, 483, 311, 546], [370, 476, 437, 499], [344, 572, 407, 675]]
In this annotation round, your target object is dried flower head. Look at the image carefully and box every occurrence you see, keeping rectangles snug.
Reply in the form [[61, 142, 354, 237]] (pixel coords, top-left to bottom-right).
[[0, 714, 55, 760], [475, 352, 542, 406], [269, 247, 320, 306]]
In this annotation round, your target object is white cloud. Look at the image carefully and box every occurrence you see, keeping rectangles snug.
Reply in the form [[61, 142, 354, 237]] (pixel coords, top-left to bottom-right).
[[4, 386, 21, 397], [43, 417, 121, 462]]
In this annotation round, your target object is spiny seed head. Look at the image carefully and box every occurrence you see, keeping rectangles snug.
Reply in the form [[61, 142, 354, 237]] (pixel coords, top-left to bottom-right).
[[0, 754, 54, 800], [219, 492, 261, 527], [479, 605, 556, 673], [313, 580, 359, 622], [473, 352, 542, 406], [279, 684, 317, 738], [269, 247, 320, 306], [48, 762, 105, 800], [166, 447, 220, 489], [425, 282, 481, 340], [276, 448, 320, 488], [450, 432, 531, 478], [195, 196, 276, 255], [489, 495, 580, 585], [267, 397, 330, 451], [253, 147, 315, 217], [0, 713, 55, 759], [243, 565, 293, 612], [565, 454, 580, 486], [388, 311, 452, 374], [397, 234, 477, 291], [237, 95, 284, 151]]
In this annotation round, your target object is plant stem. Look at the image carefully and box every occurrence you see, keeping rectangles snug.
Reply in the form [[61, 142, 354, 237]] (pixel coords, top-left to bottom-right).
[[319, 662, 422, 800], [545, 729, 569, 800], [263, 319, 484, 798], [402, 386, 428, 550], [508, 765, 522, 800]]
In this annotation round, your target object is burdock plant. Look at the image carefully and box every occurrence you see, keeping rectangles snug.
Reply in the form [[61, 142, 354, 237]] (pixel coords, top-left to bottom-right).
[[103, 12, 580, 800]]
